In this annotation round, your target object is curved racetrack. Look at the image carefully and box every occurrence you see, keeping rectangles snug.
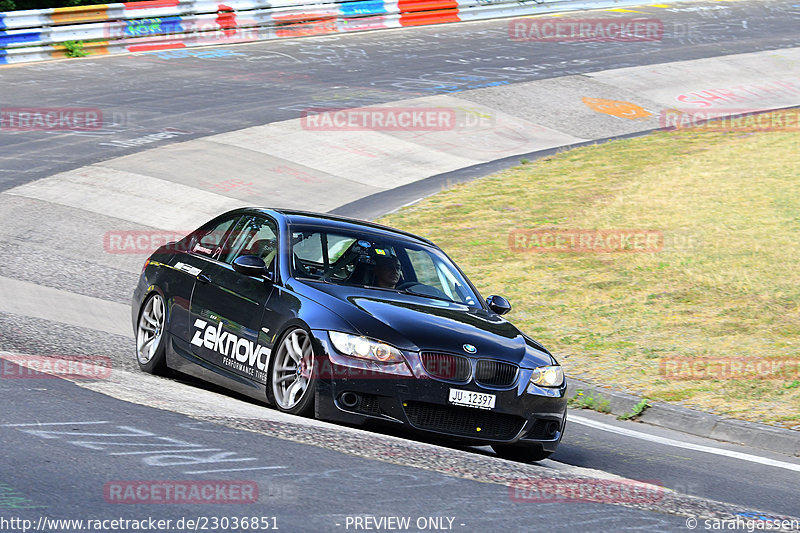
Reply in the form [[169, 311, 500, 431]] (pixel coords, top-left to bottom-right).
[[1, 0, 800, 530]]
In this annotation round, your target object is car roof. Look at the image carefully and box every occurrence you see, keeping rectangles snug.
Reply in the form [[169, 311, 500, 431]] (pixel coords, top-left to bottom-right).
[[240, 208, 436, 246]]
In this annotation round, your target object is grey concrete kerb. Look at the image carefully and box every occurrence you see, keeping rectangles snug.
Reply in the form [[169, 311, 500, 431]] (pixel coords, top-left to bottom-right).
[[567, 378, 800, 457]]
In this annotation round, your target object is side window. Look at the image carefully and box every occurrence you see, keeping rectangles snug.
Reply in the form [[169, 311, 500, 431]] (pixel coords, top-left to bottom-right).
[[293, 232, 323, 264], [220, 216, 279, 269], [328, 236, 356, 263], [407, 249, 439, 286], [190, 217, 239, 258], [293, 232, 357, 279], [406, 249, 474, 304], [434, 262, 458, 301]]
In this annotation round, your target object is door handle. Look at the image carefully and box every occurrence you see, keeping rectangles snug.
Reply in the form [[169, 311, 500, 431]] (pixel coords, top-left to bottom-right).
[[196, 273, 212, 284]]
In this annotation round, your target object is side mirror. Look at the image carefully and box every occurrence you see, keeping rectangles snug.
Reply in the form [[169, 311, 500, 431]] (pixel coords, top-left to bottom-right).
[[233, 255, 268, 278], [486, 294, 511, 315]]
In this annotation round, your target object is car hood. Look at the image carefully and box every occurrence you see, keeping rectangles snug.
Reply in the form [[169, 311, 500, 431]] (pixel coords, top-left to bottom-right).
[[294, 280, 553, 367]]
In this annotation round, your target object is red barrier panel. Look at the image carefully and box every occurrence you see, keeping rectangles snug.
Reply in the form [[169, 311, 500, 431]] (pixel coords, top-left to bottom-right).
[[273, 13, 339, 37], [399, 0, 459, 26], [125, 0, 180, 10], [127, 41, 187, 52]]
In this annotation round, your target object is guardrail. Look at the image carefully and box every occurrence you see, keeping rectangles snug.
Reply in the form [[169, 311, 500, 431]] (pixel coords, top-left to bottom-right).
[[0, 0, 640, 65]]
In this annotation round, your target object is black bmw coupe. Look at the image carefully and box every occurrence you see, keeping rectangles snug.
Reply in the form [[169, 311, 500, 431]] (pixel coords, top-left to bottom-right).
[[132, 208, 567, 461]]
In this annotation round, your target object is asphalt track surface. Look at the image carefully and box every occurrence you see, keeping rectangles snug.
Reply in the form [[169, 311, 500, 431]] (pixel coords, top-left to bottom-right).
[[1, 361, 694, 533], [1, 0, 800, 191], [1, 0, 800, 530]]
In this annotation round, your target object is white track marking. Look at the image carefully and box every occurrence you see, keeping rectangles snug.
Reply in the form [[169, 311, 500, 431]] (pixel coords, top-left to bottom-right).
[[569, 415, 800, 473], [2, 421, 110, 426], [109, 448, 216, 456], [184, 466, 287, 474]]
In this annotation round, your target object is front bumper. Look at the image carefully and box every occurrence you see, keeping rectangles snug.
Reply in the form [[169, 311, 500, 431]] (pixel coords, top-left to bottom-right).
[[311, 330, 567, 449]]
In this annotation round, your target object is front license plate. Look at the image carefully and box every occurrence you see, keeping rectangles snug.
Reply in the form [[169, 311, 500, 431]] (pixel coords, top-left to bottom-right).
[[449, 388, 496, 410]]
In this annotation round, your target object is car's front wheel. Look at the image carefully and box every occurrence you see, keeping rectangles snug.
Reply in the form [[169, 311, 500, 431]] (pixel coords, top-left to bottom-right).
[[136, 293, 167, 374], [491, 443, 553, 462], [268, 327, 317, 416]]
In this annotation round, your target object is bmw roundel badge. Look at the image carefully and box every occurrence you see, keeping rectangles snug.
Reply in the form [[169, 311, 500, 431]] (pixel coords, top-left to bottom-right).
[[463, 344, 477, 354]]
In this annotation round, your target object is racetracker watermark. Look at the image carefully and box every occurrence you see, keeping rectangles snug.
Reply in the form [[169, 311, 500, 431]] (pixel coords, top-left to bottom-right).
[[0, 108, 102, 131], [300, 107, 459, 131], [508, 18, 664, 42], [104, 16, 261, 43], [509, 229, 663, 253], [0, 516, 279, 532], [660, 108, 800, 131], [104, 230, 190, 254], [509, 478, 664, 503], [660, 358, 800, 380], [103, 481, 258, 504], [0, 355, 111, 379]]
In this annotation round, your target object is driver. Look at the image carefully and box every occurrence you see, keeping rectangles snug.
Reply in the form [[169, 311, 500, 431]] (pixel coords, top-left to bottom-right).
[[374, 254, 402, 288]]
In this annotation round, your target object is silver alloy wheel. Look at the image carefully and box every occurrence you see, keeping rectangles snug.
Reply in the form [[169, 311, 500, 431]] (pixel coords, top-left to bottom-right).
[[136, 294, 165, 365], [272, 328, 314, 410]]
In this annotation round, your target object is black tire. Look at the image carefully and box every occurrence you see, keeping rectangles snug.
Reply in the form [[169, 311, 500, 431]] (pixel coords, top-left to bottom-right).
[[491, 443, 553, 462], [135, 293, 168, 375], [267, 327, 317, 416]]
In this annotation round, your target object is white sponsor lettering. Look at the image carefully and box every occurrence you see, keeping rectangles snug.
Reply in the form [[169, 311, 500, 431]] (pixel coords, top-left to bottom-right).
[[175, 262, 202, 277], [191, 319, 270, 372]]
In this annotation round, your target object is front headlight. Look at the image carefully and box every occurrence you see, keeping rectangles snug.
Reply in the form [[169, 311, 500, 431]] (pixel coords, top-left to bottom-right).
[[529, 365, 564, 387], [328, 331, 405, 363]]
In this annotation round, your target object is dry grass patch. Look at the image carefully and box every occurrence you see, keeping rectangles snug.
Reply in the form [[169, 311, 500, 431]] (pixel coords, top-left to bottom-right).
[[379, 114, 800, 428]]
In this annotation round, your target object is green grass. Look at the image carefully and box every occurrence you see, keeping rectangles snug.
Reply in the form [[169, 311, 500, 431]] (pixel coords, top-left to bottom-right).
[[618, 399, 651, 421], [379, 112, 800, 429], [568, 389, 611, 414]]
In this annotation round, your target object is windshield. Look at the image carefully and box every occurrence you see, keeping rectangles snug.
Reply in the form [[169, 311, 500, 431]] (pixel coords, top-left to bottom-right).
[[290, 227, 480, 306]]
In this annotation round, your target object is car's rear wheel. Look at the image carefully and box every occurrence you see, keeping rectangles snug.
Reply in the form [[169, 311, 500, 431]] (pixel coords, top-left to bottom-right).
[[491, 443, 552, 462], [269, 327, 316, 416], [136, 293, 167, 374]]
